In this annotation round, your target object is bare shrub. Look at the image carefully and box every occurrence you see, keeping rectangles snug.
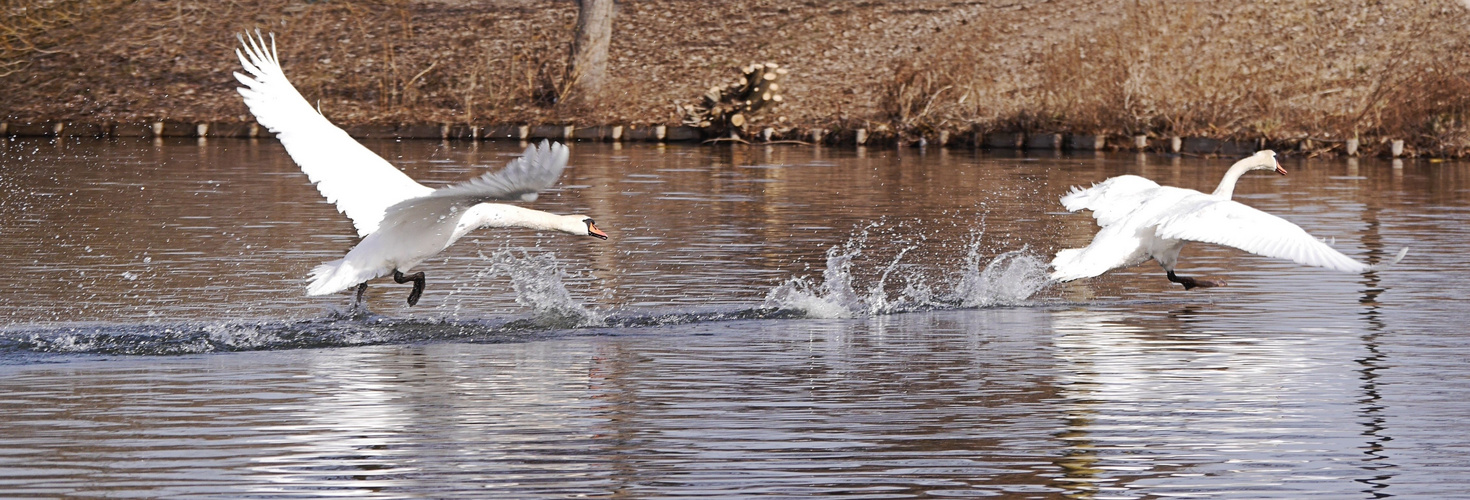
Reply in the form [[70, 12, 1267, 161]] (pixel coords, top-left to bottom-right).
[[0, 2, 57, 77], [0, 0, 131, 78], [882, 0, 1470, 154], [877, 18, 1027, 136]]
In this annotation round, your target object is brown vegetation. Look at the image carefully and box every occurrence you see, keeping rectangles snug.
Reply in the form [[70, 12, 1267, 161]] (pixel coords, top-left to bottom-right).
[[4, 0, 1470, 156], [890, 0, 1470, 156]]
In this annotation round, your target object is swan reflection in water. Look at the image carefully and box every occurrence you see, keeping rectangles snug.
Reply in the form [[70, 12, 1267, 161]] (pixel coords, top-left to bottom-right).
[[1046, 294, 1395, 497]]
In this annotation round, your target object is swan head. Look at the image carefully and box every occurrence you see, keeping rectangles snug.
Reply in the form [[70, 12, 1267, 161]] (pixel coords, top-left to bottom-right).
[[566, 216, 609, 240], [1251, 150, 1287, 176], [1213, 150, 1287, 198]]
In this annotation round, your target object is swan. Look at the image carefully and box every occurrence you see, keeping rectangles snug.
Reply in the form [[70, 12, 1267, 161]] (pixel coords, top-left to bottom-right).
[[233, 32, 608, 306], [1051, 150, 1406, 289]]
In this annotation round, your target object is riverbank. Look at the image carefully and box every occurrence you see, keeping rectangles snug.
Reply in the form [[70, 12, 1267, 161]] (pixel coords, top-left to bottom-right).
[[0, 119, 1387, 161], [4, 0, 1470, 157]]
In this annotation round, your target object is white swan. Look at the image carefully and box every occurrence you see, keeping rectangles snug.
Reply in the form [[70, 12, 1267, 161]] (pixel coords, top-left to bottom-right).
[[234, 32, 608, 306], [1051, 150, 1406, 289]]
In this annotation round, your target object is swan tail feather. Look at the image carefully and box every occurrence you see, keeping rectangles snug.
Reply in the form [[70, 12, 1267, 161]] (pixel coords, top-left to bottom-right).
[[1049, 247, 1100, 282], [306, 259, 381, 296], [1059, 185, 1093, 212]]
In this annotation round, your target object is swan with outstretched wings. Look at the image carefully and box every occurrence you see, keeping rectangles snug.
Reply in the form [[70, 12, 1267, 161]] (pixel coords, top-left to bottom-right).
[[1051, 150, 1405, 289], [234, 31, 608, 306]]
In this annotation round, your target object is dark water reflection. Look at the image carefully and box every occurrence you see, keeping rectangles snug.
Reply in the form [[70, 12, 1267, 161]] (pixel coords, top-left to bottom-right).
[[1, 138, 1469, 497]]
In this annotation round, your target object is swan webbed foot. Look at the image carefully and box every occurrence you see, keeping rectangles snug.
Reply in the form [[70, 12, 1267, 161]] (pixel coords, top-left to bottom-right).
[[393, 270, 426, 306], [1167, 271, 1227, 290]]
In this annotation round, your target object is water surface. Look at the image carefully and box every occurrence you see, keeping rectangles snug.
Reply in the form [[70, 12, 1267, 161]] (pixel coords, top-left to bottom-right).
[[1, 138, 1467, 497]]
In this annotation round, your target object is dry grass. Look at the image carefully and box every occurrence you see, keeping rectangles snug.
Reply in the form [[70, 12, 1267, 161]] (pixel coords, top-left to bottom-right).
[[0, 0, 132, 77], [0, 0, 582, 124], [232, 0, 580, 124], [890, 0, 1470, 154], [5, 0, 1470, 155]]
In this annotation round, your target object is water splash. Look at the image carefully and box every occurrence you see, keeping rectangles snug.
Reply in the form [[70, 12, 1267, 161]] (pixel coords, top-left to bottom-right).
[[2, 228, 1052, 356], [2, 233, 1048, 356], [950, 243, 1051, 308], [764, 225, 1051, 318], [480, 248, 605, 328], [763, 232, 867, 319]]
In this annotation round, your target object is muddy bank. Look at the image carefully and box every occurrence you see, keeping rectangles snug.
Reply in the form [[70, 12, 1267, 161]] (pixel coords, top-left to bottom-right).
[[4, 0, 1470, 157]]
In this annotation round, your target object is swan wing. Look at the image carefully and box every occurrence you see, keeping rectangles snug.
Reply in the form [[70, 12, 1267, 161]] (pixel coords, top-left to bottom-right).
[[426, 140, 570, 203], [1061, 175, 1162, 227], [375, 141, 571, 231], [1151, 199, 1372, 272], [234, 31, 431, 237]]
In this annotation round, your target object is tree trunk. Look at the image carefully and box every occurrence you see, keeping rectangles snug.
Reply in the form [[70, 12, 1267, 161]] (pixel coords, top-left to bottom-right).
[[567, 0, 614, 105]]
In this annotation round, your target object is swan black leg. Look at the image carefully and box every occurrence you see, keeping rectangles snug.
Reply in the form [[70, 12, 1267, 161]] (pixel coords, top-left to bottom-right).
[[1167, 270, 1225, 290], [354, 282, 369, 306], [393, 269, 426, 306]]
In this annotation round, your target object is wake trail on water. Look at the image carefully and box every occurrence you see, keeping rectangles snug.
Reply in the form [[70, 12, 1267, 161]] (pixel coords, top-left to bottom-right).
[[1, 225, 1056, 356], [1, 247, 610, 357]]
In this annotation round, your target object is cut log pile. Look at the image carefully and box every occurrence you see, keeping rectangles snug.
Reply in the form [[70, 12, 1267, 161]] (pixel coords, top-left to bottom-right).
[[678, 63, 787, 137]]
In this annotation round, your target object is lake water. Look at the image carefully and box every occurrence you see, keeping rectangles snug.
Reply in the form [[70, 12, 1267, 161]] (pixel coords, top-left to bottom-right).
[[1, 137, 1467, 498]]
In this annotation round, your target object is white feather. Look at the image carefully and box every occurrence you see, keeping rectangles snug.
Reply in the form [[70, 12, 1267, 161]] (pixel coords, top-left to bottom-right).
[[303, 143, 581, 296], [1051, 151, 1406, 284], [234, 32, 601, 300], [1149, 198, 1369, 272], [234, 31, 430, 237]]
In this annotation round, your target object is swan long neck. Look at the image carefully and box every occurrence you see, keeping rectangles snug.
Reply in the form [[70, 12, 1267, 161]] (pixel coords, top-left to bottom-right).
[[464, 204, 574, 231], [454, 203, 585, 243], [1211, 159, 1259, 199]]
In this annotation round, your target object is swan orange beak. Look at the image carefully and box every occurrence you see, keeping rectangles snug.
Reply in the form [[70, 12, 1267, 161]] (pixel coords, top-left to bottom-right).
[[588, 222, 609, 240], [1275, 163, 1288, 175]]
